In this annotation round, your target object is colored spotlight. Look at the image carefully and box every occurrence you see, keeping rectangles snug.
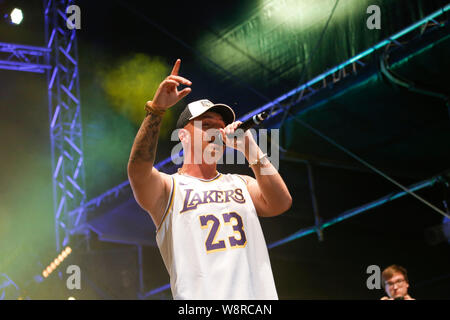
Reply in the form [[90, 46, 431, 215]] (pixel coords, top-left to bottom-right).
[[41, 246, 73, 277], [10, 8, 23, 25]]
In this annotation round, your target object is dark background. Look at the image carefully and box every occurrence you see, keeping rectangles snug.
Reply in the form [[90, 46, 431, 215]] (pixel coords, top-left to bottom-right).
[[0, 0, 449, 299]]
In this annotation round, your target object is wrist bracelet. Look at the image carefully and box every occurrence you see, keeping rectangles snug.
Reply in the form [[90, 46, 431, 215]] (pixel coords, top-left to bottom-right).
[[248, 153, 269, 167], [144, 101, 166, 116]]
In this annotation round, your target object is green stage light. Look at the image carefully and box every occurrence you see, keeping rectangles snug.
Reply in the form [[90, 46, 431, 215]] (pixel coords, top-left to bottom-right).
[[196, 0, 375, 82]]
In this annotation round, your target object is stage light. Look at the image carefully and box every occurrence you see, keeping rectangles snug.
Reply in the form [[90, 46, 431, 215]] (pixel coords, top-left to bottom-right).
[[41, 246, 73, 278], [10, 8, 23, 25]]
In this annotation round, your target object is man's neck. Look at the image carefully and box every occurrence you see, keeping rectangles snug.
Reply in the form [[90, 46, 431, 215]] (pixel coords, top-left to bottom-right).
[[179, 163, 218, 180]]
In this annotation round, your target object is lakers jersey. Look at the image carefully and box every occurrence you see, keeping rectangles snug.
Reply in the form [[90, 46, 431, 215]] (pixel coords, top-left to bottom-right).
[[156, 172, 278, 300]]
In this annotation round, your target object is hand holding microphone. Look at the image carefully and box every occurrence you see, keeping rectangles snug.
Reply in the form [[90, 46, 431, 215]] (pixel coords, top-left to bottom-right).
[[216, 111, 268, 148], [234, 111, 269, 132]]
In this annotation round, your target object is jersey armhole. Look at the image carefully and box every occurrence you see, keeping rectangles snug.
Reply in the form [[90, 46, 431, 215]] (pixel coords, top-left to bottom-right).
[[156, 175, 175, 233], [236, 174, 249, 186]]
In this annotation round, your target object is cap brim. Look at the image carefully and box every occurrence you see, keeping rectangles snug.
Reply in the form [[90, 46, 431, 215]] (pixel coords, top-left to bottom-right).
[[189, 104, 235, 126]]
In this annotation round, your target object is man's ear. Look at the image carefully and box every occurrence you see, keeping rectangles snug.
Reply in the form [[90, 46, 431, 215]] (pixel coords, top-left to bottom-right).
[[178, 128, 190, 143]]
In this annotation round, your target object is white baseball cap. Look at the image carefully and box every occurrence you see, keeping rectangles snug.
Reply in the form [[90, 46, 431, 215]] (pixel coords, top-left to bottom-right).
[[176, 99, 236, 129]]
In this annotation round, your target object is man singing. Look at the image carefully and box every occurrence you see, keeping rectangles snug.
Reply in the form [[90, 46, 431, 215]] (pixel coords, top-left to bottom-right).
[[127, 59, 292, 299]]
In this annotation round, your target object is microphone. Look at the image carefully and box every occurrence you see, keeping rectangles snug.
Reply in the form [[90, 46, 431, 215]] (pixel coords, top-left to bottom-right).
[[237, 111, 269, 131], [215, 111, 268, 145]]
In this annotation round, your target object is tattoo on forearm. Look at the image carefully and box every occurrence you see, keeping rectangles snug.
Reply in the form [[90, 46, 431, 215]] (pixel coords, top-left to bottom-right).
[[129, 113, 162, 164]]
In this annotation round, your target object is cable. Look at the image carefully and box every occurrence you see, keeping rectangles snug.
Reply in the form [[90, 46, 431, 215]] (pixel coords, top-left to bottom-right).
[[379, 50, 450, 113], [288, 112, 450, 219]]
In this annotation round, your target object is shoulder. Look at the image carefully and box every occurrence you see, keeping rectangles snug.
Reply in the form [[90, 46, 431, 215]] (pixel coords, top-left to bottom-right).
[[159, 171, 174, 187], [231, 174, 254, 185]]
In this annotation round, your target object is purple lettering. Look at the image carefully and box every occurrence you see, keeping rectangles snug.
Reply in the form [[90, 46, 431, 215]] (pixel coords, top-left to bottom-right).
[[224, 190, 234, 203], [203, 190, 216, 203], [216, 191, 224, 203], [232, 188, 246, 203]]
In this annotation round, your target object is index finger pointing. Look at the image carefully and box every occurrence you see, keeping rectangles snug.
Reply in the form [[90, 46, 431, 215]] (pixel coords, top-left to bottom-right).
[[171, 59, 181, 76]]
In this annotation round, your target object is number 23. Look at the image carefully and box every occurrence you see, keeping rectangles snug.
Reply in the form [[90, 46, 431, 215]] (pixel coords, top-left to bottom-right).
[[199, 212, 247, 253]]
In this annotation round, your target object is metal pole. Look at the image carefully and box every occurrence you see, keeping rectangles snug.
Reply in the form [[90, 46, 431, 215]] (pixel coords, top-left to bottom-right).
[[137, 245, 144, 298], [268, 175, 440, 249]]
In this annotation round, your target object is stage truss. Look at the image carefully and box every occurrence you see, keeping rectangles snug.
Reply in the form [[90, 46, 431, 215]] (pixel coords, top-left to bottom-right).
[[0, 2, 448, 299]]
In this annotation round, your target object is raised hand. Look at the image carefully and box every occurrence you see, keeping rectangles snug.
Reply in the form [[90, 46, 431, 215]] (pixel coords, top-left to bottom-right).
[[149, 59, 192, 110]]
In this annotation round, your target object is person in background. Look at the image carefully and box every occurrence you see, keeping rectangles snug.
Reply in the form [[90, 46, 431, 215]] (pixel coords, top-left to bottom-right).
[[380, 264, 415, 300]]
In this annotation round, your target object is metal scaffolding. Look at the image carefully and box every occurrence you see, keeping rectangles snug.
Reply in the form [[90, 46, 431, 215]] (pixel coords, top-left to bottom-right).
[[44, 0, 86, 253], [1, 1, 448, 299], [0, 0, 86, 253], [0, 42, 51, 73]]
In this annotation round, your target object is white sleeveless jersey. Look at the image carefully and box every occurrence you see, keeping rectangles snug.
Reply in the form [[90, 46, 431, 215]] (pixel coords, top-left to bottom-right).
[[156, 172, 278, 300]]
